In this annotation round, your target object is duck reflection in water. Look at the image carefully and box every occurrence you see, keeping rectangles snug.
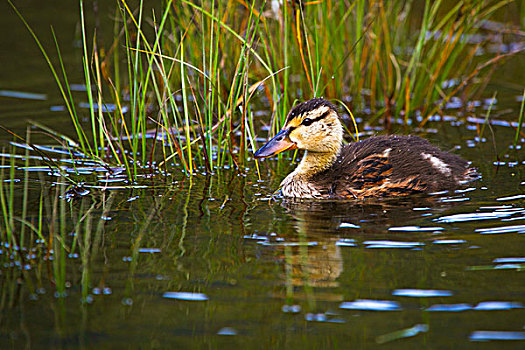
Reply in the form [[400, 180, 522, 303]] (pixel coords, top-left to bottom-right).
[[253, 196, 441, 303]]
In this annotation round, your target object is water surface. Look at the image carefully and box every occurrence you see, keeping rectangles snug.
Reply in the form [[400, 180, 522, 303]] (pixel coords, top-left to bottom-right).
[[0, 1, 524, 349]]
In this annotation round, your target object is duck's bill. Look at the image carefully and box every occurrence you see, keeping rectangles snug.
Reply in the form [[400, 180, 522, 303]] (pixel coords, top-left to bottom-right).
[[254, 129, 297, 158]]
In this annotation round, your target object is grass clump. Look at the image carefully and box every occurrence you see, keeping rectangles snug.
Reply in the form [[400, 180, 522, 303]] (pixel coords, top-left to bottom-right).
[[8, 0, 524, 178]]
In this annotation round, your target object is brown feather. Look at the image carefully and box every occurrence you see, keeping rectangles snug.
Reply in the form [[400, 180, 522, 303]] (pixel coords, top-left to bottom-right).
[[309, 135, 475, 199]]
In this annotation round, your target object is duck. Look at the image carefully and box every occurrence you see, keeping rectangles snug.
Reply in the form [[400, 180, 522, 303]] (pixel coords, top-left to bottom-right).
[[254, 98, 477, 199]]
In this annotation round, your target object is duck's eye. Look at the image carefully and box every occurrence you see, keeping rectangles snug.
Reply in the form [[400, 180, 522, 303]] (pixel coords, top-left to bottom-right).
[[302, 118, 313, 126]]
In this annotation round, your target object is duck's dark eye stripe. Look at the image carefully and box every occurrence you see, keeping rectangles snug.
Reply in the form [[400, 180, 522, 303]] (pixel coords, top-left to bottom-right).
[[302, 110, 331, 126], [320, 111, 330, 119]]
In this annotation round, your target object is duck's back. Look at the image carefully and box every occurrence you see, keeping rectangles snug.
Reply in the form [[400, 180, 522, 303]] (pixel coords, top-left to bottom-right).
[[312, 135, 476, 198]]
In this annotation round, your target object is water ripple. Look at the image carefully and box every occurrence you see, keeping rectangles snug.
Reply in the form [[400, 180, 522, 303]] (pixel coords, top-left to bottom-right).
[[217, 327, 238, 335], [257, 241, 318, 247], [376, 324, 429, 344], [475, 225, 525, 234], [282, 305, 301, 313], [162, 292, 208, 301], [426, 303, 472, 312], [434, 211, 513, 223], [340, 299, 402, 311], [473, 301, 523, 310], [392, 289, 453, 297], [335, 239, 357, 247], [388, 226, 443, 232], [363, 241, 424, 249], [496, 194, 525, 201], [0, 89, 47, 100], [432, 239, 467, 244], [138, 248, 161, 253], [470, 331, 525, 341], [339, 222, 361, 229], [305, 313, 346, 323], [493, 257, 525, 263]]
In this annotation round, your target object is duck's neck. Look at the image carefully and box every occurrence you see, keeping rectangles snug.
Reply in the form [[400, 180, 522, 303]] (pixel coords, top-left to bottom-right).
[[279, 149, 340, 198], [293, 150, 340, 178]]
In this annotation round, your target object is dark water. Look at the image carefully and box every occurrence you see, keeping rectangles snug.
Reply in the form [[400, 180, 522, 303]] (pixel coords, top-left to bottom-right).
[[1, 1, 525, 349]]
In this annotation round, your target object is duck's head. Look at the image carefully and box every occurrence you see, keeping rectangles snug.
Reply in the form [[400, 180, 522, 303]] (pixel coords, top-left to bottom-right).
[[255, 98, 343, 158]]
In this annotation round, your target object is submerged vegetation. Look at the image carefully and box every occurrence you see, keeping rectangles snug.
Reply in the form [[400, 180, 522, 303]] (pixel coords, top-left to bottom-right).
[[6, 0, 524, 179]]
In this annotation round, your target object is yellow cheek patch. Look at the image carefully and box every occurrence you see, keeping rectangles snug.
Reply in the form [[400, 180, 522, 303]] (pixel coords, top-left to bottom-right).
[[288, 128, 299, 140]]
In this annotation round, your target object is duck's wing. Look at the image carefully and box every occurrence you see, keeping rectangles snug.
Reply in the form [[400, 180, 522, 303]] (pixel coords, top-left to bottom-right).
[[333, 148, 427, 198], [326, 135, 474, 198]]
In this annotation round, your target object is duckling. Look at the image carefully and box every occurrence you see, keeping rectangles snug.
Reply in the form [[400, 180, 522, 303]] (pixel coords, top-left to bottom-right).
[[254, 98, 477, 199]]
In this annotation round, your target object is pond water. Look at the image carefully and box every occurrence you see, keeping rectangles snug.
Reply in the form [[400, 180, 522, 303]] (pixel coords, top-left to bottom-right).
[[1, 1, 524, 349]]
